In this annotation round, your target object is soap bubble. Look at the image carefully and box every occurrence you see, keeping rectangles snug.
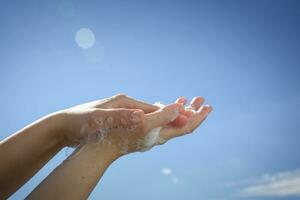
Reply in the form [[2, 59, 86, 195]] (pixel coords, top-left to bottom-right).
[[75, 28, 95, 49], [171, 176, 179, 184], [161, 168, 172, 176]]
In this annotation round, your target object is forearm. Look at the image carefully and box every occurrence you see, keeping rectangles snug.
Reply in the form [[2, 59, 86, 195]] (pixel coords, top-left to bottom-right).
[[0, 112, 65, 198], [26, 142, 119, 200]]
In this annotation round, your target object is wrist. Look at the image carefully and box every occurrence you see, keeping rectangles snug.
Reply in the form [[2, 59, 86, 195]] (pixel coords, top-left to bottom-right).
[[79, 142, 121, 164], [45, 111, 68, 148]]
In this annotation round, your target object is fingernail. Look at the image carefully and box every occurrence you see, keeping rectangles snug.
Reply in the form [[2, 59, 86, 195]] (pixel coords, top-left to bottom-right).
[[191, 97, 198, 103], [178, 97, 187, 105], [193, 96, 204, 103]]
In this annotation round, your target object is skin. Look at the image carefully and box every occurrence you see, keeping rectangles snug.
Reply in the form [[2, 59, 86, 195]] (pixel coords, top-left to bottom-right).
[[0, 94, 212, 199]]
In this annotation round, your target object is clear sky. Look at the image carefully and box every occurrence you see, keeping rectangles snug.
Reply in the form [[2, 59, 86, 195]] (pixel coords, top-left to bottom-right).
[[0, 0, 300, 199]]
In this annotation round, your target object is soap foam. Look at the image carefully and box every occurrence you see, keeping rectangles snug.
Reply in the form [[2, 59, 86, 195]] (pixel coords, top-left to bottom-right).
[[137, 127, 166, 152], [94, 117, 104, 126], [106, 116, 113, 124], [154, 102, 165, 108], [74, 102, 174, 154]]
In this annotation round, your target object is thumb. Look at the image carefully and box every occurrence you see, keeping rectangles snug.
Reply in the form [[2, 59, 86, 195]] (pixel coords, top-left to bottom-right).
[[144, 103, 183, 132]]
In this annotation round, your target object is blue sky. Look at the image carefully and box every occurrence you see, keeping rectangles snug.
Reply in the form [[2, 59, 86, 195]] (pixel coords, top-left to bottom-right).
[[0, 0, 300, 199]]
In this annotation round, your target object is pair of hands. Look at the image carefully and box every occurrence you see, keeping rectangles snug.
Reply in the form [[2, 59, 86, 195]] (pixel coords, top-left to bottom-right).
[[59, 94, 212, 156]]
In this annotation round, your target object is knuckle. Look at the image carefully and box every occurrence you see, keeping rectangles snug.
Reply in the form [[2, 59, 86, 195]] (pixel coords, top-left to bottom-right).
[[114, 93, 127, 100]]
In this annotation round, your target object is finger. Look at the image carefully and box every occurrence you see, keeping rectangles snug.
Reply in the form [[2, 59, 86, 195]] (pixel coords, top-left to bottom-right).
[[171, 114, 189, 127], [99, 94, 160, 114], [190, 96, 205, 111], [122, 96, 160, 113], [170, 108, 194, 127], [176, 97, 187, 105], [92, 108, 144, 129], [144, 103, 183, 132], [159, 105, 212, 141]]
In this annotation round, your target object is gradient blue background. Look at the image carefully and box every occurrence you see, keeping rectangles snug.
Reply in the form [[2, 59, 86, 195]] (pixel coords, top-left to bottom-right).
[[0, 0, 299, 199]]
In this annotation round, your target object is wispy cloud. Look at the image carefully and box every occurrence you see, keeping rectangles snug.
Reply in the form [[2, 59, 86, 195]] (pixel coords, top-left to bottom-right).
[[237, 169, 300, 197]]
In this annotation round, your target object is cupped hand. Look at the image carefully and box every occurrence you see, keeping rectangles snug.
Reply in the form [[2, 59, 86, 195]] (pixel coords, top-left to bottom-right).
[[160, 96, 212, 141], [59, 94, 212, 156], [59, 94, 163, 146]]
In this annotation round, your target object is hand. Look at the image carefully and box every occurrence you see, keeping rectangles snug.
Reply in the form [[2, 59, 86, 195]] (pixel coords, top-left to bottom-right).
[[58, 94, 164, 147], [60, 100, 184, 152], [160, 96, 212, 141], [58, 94, 212, 157], [22, 95, 212, 200]]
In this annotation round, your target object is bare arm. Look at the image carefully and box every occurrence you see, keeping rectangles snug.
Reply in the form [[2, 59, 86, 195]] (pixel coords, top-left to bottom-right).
[[26, 97, 212, 200], [0, 94, 160, 199], [26, 142, 119, 200], [0, 112, 65, 198]]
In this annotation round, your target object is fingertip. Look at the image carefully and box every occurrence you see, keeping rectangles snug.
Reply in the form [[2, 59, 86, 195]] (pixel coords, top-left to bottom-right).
[[206, 105, 213, 112], [176, 97, 187, 105], [191, 96, 205, 110], [203, 105, 213, 113], [196, 105, 212, 120], [191, 96, 204, 102]]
